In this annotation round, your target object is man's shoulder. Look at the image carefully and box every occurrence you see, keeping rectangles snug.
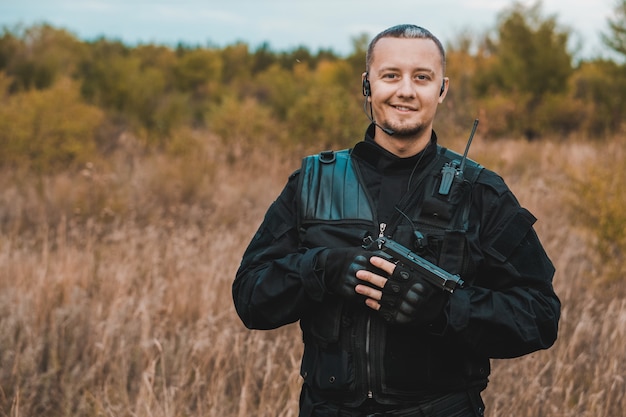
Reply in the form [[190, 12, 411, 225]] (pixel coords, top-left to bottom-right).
[[437, 145, 483, 184], [301, 148, 351, 164], [436, 146, 510, 196], [475, 167, 511, 196], [297, 149, 352, 178], [287, 149, 350, 186]]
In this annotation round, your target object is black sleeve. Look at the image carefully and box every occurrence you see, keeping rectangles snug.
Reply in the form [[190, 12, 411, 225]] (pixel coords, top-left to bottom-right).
[[232, 171, 327, 330], [446, 170, 561, 358]]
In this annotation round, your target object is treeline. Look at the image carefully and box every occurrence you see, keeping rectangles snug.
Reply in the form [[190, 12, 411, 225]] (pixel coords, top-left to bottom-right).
[[1, 1, 626, 174]]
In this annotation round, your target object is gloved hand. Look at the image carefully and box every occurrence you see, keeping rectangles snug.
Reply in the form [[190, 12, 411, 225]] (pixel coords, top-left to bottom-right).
[[318, 247, 385, 301], [378, 264, 448, 325]]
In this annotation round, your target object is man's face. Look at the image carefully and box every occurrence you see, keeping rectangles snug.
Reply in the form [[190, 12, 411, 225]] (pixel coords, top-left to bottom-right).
[[365, 37, 448, 139]]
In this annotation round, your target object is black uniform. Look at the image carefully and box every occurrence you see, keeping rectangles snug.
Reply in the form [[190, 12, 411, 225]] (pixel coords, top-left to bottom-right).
[[233, 126, 560, 417]]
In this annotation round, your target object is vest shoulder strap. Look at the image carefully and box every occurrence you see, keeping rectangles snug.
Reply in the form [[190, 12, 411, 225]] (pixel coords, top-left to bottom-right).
[[297, 149, 374, 224], [296, 146, 484, 227]]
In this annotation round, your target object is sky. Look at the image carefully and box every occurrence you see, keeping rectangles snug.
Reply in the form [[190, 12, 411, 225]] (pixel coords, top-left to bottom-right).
[[0, 0, 618, 60]]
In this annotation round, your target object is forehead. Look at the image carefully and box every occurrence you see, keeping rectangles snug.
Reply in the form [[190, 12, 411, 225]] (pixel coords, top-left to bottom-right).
[[370, 37, 443, 74]]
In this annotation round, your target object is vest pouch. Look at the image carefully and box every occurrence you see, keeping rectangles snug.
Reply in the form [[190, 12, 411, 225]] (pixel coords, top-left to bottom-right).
[[421, 174, 466, 222], [306, 297, 343, 346], [300, 340, 356, 396], [299, 223, 371, 251], [390, 224, 437, 262], [439, 229, 469, 276], [301, 301, 356, 396]]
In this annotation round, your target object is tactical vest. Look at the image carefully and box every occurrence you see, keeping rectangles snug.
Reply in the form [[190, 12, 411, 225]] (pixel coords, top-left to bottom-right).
[[297, 145, 483, 277], [296, 145, 488, 402]]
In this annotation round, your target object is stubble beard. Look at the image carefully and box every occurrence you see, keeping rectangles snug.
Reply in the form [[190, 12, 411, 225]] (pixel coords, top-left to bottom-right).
[[384, 120, 426, 139]]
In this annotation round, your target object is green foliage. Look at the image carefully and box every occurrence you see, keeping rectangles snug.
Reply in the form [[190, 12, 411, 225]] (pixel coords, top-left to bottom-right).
[[571, 59, 626, 136], [286, 83, 362, 148], [475, 93, 520, 138], [80, 41, 182, 139], [602, 0, 626, 57], [285, 60, 363, 148], [493, 2, 572, 96], [533, 93, 586, 136], [474, 1, 574, 139], [0, 24, 87, 92], [251, 42, 277, 73], [174, 47, 223, 94], [0, 77, 103, 173], [220, 42, 251, 83], [207, 94, 282, 146], [442, 32, 483, 133], [252, 64, 303, 120], [1, 16, 626, 176]]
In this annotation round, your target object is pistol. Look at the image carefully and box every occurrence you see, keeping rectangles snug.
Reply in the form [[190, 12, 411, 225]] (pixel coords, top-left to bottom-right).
[[362, 235, 464, 294]]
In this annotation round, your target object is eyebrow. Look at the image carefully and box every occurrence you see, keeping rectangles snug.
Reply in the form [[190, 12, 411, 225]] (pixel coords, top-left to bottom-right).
[[375, 66, 436, 75]]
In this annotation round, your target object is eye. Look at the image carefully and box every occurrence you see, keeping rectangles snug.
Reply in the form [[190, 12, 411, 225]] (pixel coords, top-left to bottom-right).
[[382, 73, 398, 79]]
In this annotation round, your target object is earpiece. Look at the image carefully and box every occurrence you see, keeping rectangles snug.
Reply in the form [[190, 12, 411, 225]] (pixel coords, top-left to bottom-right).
[[362, 76, 371, 97], [440, 81, 445, 96]]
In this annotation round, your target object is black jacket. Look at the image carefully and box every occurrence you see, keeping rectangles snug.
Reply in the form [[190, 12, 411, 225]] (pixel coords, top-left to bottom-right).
[[233, 127, 560, 407]]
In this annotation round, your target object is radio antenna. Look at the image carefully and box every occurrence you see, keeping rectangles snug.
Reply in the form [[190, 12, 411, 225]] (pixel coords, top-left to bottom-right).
[[459, 119, 479, 173], [438, 118, 480, 196]]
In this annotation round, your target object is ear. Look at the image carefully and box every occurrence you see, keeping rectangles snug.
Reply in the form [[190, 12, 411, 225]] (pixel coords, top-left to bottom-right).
[[438, 77, 449, 102], [362, 72, 371, 97]]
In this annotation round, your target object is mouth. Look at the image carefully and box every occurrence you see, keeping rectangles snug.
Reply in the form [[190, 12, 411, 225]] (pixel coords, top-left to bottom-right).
[[392, 105, 416, 112]]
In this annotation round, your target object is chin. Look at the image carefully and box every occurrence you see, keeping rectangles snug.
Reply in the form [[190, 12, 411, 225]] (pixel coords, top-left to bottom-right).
[[389, 124, 425, 138]]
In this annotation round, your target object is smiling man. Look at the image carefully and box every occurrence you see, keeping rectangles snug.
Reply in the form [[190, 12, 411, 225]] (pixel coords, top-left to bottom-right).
[[233, 24, 560, 417], [363, 34, 448, 156]]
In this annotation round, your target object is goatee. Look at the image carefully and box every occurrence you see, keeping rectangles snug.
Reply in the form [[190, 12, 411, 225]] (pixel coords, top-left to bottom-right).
[[384, 123, 425, 139]]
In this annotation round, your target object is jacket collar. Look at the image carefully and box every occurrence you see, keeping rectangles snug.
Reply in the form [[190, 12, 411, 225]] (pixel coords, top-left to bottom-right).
[[351, 123, 438, 173]]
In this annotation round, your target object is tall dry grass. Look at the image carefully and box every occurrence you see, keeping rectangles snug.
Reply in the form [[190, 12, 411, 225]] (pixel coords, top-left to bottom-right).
[[0, 131, 624, 416]]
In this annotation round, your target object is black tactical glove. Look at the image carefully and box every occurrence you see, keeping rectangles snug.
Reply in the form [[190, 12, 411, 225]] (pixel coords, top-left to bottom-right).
[[318, 247, 385, 301], [378, 264, 448, 325]]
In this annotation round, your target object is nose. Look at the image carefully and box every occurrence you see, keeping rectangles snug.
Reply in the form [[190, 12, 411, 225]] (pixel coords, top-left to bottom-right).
[[396, 77, 416, 98]]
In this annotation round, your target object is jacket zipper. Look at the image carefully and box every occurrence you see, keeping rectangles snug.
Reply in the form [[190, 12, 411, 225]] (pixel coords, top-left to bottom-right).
[[366, 317, 373, 399], [366, 222, 387, 399], [353, 152, 389, 400]]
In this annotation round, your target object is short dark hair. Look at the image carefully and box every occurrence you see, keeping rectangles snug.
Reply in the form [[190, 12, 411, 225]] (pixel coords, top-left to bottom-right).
[[366, 24, 446, 74]]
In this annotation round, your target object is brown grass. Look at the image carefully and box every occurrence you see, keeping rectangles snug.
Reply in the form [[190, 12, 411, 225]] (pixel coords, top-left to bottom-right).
[[0, 132, 624, 416]]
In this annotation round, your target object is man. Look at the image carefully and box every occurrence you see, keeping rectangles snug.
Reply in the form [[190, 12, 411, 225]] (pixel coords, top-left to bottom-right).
[[233, 24, 560, 417]]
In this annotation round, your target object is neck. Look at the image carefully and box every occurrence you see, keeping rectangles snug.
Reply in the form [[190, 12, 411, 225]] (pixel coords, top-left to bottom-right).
[[373, 125, 432, 158]]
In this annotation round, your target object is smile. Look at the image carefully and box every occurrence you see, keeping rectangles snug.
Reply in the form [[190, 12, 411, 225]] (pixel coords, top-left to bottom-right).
[[392, 105, 415, 112]]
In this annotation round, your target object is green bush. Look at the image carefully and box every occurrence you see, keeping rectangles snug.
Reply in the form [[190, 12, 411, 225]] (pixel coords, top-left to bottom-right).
[[0, 77, 103, 173], [206, 94, 284, 152]]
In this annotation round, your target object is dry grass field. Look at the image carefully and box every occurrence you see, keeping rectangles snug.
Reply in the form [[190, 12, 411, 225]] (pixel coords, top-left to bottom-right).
[[0, 131, 624, 416]]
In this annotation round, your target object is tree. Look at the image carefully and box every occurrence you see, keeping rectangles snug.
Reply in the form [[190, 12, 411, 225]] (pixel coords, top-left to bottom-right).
[[442, 30, 484, 135], [491, 1, 572, 98], [220, 42, 251, 83], [174, 47, 223, 94], [571, 59, 626, 136], [0, 24, 87, 92], [474, 1, 574, 138], [0, 78, 103, 172], [602, 0, 626, 57], [251, 42, 276, 74]]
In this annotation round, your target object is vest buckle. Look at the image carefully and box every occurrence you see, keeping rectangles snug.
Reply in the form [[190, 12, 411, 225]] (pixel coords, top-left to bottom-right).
[[319, 150, 336, 164]]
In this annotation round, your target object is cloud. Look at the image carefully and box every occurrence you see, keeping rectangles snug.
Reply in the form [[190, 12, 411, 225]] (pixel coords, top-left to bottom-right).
[[463, 0, 510, 11], [69, 0, 128, 13], [150, 5, 246, 25]]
